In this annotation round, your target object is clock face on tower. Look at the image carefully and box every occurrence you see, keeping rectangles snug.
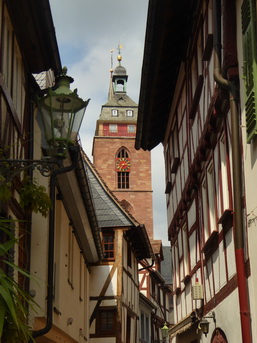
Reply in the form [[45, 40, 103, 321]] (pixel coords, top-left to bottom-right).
[[116, 157, 131, 172]]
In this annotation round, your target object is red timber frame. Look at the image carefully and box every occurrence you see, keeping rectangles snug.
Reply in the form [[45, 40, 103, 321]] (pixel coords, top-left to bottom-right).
[[166, 1, 248, 324]]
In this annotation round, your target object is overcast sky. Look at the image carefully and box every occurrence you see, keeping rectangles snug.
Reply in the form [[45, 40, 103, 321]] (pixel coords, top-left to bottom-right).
[[49, 0, 169, 245]]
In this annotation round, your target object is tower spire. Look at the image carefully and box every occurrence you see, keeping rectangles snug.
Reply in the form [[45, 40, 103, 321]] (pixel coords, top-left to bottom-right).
[[108, 49, 114, 100]]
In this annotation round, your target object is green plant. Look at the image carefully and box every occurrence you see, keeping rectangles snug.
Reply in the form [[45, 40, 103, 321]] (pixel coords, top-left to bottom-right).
[[19, 177, 51, 217], [0, 175, 11, 202], [0, 218, 37, 342], [0, 174, 51, 217]]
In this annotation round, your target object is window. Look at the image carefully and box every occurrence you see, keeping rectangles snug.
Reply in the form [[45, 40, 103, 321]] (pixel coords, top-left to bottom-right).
[[140, 312, 150, 343], [127, 242, 132, 268], [207, 163, 216, 233], [151, 276, 156, 298], [116, 149, 130, 189], [102, 230, 115, 260], [201, 163, 217, 243], [109, 124, 117, 132], [127, 125, 135, 133], [218, 134, 230, 215], [169, 119, 180, 173], [112, 109, 118, 117], [118, 172, 129, 189], [126, 110, 133, 117], [117, 149, 128, 158], [96, 308, 116, 336]]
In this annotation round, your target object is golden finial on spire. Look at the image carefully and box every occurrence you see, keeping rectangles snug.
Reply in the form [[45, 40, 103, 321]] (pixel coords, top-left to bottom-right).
[[117, 43, 123, 64]]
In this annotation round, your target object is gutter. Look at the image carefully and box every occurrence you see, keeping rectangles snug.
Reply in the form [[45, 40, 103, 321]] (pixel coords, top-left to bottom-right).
[[213, 1, 252, 342]]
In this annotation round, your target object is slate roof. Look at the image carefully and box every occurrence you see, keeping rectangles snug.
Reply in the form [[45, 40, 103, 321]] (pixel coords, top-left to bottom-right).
[[102, 93, 138, 108], [82, 152, 138, 228]]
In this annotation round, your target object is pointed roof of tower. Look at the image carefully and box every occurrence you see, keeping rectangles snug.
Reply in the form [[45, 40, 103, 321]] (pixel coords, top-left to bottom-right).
[[103, 47, 137, 109], [108, 70, 114, 101]]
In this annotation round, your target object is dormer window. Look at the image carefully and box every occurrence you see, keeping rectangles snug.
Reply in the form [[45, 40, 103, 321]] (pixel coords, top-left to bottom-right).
[[126, 110, 133, 117], [112, 109, 118, 117]]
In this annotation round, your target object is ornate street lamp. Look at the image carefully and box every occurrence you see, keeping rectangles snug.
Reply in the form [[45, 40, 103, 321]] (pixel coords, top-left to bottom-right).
[[0, 67, 89, 179], [36, 66, 90, 158], [161, 322, 169, 342]]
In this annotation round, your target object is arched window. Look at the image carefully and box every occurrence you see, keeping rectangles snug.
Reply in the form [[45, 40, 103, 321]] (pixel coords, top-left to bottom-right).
[[116, 149, 130, 189]]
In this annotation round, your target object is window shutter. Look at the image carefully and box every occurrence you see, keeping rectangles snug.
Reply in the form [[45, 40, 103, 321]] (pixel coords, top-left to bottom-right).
[[241, 0, 257, 142]]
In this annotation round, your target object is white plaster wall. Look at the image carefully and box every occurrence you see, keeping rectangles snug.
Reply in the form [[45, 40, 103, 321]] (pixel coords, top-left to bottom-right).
[[90, 265, 117, 297], [236, 0, 257, 339], [201, 289, 241, 343]]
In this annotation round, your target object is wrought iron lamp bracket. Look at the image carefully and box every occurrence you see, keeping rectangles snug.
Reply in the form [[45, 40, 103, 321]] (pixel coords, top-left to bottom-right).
[[0, 158, 62, 184]]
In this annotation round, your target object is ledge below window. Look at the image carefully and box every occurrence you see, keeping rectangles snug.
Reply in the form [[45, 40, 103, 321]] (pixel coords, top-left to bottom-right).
[[175, 287, 181, 295], [165, 181, 172, 194], [182, 274, 191, 285], [171, 157, 180, 173], [218, 209, 233, 225], [202, 230, 219, 258]]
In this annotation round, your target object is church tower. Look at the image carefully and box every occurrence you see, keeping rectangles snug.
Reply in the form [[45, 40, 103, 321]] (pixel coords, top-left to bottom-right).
[[92, 49, 153, 239]]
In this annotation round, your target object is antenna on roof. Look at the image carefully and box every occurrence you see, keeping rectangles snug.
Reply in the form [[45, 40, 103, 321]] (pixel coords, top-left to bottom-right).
[[110, 49, 114, 72]]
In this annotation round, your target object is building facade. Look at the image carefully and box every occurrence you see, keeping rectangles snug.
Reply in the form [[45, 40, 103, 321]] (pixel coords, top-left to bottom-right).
[[92, 54, 153, 239], [136, 0, 257, 342]]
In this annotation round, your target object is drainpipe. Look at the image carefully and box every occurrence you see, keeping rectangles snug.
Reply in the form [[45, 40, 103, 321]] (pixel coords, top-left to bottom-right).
[[213, 1, 252, 342], [31, 146, 79, 340]]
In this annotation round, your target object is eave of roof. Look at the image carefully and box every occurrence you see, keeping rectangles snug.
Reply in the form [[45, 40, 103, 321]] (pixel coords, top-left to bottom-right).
[[135, 0, 198, 151], [6, 0, 61, 74]]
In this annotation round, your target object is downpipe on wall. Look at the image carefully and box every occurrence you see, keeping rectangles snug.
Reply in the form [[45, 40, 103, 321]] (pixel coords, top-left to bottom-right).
[[213, 1, 252, 342]]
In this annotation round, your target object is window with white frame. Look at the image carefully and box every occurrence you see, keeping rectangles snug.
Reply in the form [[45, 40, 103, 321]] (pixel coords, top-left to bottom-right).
[[111, 109, 118, 117], [109, 124, 118, 132], [126, 110, 133, 117], [127, 125, 135, 133], [201, 162, 217, 243], [207, 163, 216, 233], [201, 177, 209, 241], [173, 240, 180, 290], [219, 133, 230, 214], [182, 223, 189, 277]]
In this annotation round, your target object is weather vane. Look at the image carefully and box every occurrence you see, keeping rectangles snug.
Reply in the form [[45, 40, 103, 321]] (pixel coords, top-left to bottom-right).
[[117, 43, 123, 64]]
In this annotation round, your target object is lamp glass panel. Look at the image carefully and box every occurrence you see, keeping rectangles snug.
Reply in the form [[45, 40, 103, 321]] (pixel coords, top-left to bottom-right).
[[38, 97, 86, 145]]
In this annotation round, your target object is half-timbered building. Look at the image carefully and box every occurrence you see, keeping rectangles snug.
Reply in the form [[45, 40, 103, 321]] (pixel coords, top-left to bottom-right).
[[83, 153, 154, 343], [136, 0, 257, 342], [0, 2, 103, 343]]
